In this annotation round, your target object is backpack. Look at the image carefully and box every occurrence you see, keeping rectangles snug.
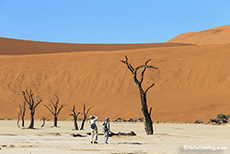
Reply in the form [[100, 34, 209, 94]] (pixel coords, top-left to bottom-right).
[[91, 123, 96, 129], [103, 122, 108, 131]]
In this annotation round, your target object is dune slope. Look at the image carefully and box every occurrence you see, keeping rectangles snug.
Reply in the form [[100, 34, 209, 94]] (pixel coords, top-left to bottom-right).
[[0, 44, 230, 122], [167, 25, 230, 45], [0, 37, 191, 55]]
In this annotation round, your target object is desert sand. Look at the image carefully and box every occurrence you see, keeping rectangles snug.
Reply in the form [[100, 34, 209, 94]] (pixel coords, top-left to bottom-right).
[[1, 120, 230, 154], [0, 25, 230, 123], [0, 43, 230, 122], [167, 25, 230, 45]]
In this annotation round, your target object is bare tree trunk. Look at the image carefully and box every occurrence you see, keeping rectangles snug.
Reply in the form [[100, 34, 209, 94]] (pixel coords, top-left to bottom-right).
[[80, 104, 93, 130], [141, 92, 153, 135], [80, 116, 86, 130], [21, 102, 26, 127], [54, 116, 58, 127], [17, 113, 21, 128], [74, 117, 78, 130], [22, 116, 25, 127], [28, 111, 35, 129]]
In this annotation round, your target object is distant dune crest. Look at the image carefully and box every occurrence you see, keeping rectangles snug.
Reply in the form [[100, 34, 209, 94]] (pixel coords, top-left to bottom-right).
[[167, 25, 230, 45], [0, 37, 191, 55]]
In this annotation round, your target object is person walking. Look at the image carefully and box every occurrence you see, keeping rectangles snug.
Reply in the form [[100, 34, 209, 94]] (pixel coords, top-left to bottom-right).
[[89, 115, 98, 144], [103, 117, 110, 144]]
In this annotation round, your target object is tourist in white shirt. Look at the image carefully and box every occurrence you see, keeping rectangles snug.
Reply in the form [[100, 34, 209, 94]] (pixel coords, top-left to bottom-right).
[[89, 115, 98, 144]]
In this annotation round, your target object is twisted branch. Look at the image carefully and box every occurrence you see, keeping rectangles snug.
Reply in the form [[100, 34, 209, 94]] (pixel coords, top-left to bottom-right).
[[145, 83, 155, 93], [44, 96, 66, 116], [120, 55, 134, 73], [140, 59, 151, 84]]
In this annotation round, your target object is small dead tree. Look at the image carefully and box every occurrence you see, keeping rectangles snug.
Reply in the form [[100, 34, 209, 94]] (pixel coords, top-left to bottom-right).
[[44, 96, 66, 127], [22, 89, 42, 129], [80, 104, 93, 130], [40, 116, 46, 128], [17, 102, 26, 128], [121, 56, 158, 135], [17, 112, 21, 128], [70, 105, 82, 130]]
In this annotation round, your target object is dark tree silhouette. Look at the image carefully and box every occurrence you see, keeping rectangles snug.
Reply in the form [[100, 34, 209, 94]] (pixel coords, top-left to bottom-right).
[[44, 96, 66, 127], [17, 102, 26, 128], [17, 112, 21, 128], [40, 116, 46, 128], [121, 56, 158, 135], [70, 105, 82, 130], [22, 89, 42, 129], [80, 104, 93, 130]]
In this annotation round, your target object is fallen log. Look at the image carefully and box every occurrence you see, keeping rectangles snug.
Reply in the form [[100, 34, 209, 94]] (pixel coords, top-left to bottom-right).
[[110, 131, 136, 137], [86, 131, 136, 137], [71, 133, 87, 137]]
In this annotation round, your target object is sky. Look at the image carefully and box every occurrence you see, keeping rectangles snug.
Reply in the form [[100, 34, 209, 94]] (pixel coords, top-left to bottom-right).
[[0, 0, 229, 44]]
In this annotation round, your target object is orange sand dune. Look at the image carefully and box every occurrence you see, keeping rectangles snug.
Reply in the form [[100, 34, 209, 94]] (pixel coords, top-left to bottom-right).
[[0, 43, 230, 122], [167, 25, 230, 45], [0, 37, 191, 55]]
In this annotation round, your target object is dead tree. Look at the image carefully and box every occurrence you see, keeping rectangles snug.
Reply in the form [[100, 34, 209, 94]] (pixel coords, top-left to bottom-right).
[[80, 104, 93, 130], [70, 105, 82, 130], [20, 102, 26, 127], [17, 112, 21, 128], [41, 116, 46, 128], [17, 102, 26, 128], [121, 56, 158, 135], [22, 89, 42, 129], [44, 96, 66, 127]]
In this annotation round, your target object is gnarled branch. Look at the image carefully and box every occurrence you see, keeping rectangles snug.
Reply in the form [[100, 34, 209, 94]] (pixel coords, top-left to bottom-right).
[[145, 82, 155, 93], [120, 55, 134, 73], [86, 106, 93, 115], [57, 104, 67, 115], [34, 99, 42, 108], [132, 65, 158, 88], [45, 96, 66, 116], [22, 91, 30, 106], [133, 65, 158, 79], [140, 59, 151, 84], [44, 104, 54, 115], [149, 107, 152, 115]]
